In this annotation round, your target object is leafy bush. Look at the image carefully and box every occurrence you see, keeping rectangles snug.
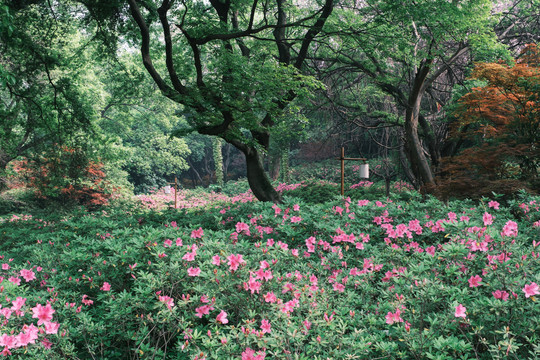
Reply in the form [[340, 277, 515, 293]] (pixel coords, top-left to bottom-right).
[[9, 146, 115, 208], [0, 191, 539, 359], [283, 180, 339, 204]]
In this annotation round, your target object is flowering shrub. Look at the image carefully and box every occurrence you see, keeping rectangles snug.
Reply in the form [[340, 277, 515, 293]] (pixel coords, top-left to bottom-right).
[[0, 191, 539, 359], [350, 180, 373, 189], [8, 147, 114, 207], [136, 186, 256, 210]]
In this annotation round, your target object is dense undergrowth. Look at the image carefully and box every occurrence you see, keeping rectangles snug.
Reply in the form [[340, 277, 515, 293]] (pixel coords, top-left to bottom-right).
[[0, 182, 539, 359]]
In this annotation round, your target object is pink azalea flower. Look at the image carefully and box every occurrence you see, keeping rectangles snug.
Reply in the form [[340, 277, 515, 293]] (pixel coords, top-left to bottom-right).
[[159, 295, 175, 310], [263, 291, 277, 303], [16, 330, 37, 347], [212, 255, 221, 266], [385, 308, 403, 324], [235, 222, 251, 236], [261, 319, 271, 334], [187, 267, 201, 277], [8, 276, 20, 286], [454, 304, 466, 318], [501, 221, 518, 237], [182, 250, 196, 261], [163, 239, 172, 247], [468, 275, 482, 288], [1, 264, 9, 270], [357, 199, 370, 206], [425, 246, 435, 256], [488, 201, 500, 210], [11, 297, 26, 312], [483, 212, 493, 226], [176, 238, 183, 246], [290, 216, 302, 223], [492, 290, 509, 301], [44, 322, 60, 334], [523, 282, 539, 298], [191, 227, 204, 239], [241, 347, 266, 360], [227, 254, 246, 272], [195, 304, 214, 318], [0, 334, 16, 348], [32, 303, 55, 325], [244, 275, 261, 294], [82, 294, 94, 306], [216, 310, 228, 324], [101, 282, 111, 291]]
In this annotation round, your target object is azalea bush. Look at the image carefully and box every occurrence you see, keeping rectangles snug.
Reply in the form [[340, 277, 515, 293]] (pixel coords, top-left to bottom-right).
[[6, 146, 115, 208], [0, 190, 539, 359]]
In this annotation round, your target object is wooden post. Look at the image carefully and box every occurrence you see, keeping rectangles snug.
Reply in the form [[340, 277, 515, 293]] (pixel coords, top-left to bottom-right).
[[167, 177, 179, 209], [336, 147, 367, 197], [174, 177, 178, 209], [341, 147, 345, 196]]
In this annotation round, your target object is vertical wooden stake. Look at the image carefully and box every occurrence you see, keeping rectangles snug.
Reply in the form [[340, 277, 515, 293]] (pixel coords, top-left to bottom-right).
[[341, 147, 345, 196], [174, 177, 178, 209]]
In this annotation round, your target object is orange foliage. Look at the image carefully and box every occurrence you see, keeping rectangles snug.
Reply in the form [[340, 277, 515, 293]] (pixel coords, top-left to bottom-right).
[[437, 44, 540, 199], [11, 146, 113, 207]]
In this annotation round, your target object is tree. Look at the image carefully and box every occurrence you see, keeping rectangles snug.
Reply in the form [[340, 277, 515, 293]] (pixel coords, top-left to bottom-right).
[[314, 0, 506, 189], [438, 43, 539, 198], [95, 50, 193, 193], [82, 0, 333, 202], [495, 0, 540, 51], [0, 1, 94, 188]]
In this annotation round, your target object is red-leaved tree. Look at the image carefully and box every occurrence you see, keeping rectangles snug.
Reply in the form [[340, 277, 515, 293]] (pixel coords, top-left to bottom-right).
[[438, 44, 539, 199], [11, 146, 113, 207]]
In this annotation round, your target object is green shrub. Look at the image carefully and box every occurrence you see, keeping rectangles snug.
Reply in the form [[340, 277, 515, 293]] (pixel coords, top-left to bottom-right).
[[0, 191, 539, 359]]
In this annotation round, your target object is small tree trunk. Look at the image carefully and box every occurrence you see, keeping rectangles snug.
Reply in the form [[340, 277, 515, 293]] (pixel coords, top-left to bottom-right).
[[223, 143, 232, 181], [212, 137, 224, 187], [244, 146, 282, 203], [279, 144, 290, 183]]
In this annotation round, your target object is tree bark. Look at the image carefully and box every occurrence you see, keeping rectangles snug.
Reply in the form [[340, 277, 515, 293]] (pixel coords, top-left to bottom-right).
[[404, 61, 436, 188], [418, 114, 441, 172], [398, 142, 417, 187], [243, 146, 282, 203]]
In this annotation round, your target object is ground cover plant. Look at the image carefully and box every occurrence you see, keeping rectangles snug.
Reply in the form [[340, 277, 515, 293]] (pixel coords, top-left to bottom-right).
[[0, 188, 539, 359]]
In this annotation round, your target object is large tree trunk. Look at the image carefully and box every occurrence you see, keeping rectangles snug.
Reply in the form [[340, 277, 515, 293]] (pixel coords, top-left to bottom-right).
[[418, 114, 441, 173], [399, 142, 418, 188], [244, 146, 282, 203], [404, 61, 436, 188]]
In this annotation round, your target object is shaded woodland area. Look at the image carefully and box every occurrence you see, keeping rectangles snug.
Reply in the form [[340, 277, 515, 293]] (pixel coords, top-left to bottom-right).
[[1, 0, 539, 204]]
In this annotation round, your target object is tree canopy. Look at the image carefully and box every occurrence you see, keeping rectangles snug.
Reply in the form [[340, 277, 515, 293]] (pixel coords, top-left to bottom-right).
[[1, 0, 538, 202]]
